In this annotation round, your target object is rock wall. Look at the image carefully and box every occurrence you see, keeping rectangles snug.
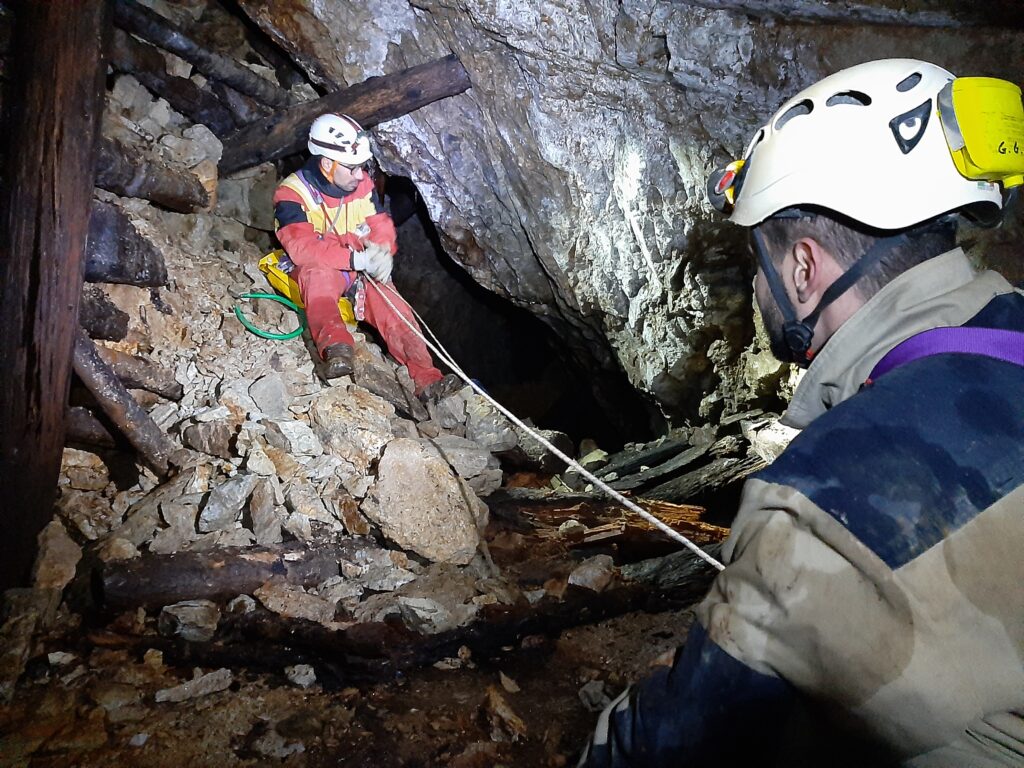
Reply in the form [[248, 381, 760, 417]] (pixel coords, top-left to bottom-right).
[[238, 0, 1024, 424]]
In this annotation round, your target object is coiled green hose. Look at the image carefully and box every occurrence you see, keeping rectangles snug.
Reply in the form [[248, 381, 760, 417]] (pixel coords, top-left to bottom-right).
[[233, 292, 306, 341]]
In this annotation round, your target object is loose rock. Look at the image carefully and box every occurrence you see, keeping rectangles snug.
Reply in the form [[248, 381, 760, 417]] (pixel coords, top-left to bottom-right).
[[362, 439, 487, 565]]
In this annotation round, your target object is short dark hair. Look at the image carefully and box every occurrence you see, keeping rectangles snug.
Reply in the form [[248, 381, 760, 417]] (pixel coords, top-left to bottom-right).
[[756, 212, 957, 300]]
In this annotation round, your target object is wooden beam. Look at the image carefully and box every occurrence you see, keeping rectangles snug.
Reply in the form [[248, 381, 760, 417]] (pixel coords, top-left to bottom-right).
[[209, 78, 272, 125], [98, 543, 365, 611], [88, 544, 721, 679], [109, 28, 237, 137], [72, 329, 175, 476], [66, 407, 118, 449], [85, 199, 168, 288], [112, 0, 292, 109], [0, 0, 109, 591], [220, 55, 472, 175], [95, 136, 210, 213], [94, 346, 184, 401], [79, 286, 129, 342]]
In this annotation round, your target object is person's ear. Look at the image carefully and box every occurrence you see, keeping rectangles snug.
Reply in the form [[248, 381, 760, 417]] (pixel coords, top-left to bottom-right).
[[790, 238, 824, 304]]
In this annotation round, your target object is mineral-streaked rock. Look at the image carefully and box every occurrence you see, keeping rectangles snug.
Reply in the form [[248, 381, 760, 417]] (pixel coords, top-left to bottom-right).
[[308, 385, 395, 473], [250, 477, 283, 546], [158, 600, 221, 642], [182, 421, 236, 460], [32, 520, 82, 592], [198, 474, 258, 533], [362, 439, 486, 565], [264, 419, 324, 457], [155, 668, 233, 703], [397, 596, 479, 635], [244, 440, 278, 476], [58, 489, 121, 541], [285, 478, 343, 533], [417, 435, 498, 480], [254, 582, 337, 624], [464, 395, 518, 453]]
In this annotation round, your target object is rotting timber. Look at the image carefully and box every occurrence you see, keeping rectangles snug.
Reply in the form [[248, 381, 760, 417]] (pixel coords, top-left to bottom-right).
[[219, 55, 473, 174], [86, 502, 726, 681], [0, 0, 109, 592]]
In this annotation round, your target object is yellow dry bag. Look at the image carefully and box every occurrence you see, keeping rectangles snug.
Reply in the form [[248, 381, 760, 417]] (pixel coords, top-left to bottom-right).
[[258, 250, 356, 325]]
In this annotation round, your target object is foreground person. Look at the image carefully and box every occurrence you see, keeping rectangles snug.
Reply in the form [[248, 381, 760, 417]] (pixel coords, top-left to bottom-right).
[[580, 59, 1024, 767], [273, 112, 448, 395]]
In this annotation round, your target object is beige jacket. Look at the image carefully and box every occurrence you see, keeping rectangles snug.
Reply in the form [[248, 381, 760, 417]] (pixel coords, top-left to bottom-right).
[[705, 250, 1024, 765]]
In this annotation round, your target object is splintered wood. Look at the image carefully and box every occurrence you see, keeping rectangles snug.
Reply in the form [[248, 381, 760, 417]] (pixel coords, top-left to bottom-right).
[[489, 491, 729, 552]]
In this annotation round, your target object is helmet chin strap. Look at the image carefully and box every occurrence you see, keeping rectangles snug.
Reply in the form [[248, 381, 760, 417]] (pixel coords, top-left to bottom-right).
[[751, 228, 907, 366]]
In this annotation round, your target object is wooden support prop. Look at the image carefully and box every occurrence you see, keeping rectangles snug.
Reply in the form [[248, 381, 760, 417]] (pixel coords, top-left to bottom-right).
[[209, 79, 272, 125], [94, 346, 183, 401], [79, 286, 129, 342], [67, 407, 118, 448], [109, 28, 237, 137], [99, 543, 366, 611], [95, 137, 210, 213], [0, 0, 109, 591], [72, 328, 175, 476], [85, 199, 168, 288], [112, 0, 292, 109], [219, 55, 472, 175]]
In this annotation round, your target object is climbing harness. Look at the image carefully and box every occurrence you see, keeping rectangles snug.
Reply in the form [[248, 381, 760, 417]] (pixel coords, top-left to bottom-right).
[[359, 273, 727, 572]]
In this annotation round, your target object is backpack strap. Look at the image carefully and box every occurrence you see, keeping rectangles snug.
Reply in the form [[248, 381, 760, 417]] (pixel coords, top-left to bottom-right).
[[867, 326, 1024, 383]]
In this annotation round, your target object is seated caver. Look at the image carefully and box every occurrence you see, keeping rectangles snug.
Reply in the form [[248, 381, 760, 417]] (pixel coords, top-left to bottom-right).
[[272, 112, 446, 393]]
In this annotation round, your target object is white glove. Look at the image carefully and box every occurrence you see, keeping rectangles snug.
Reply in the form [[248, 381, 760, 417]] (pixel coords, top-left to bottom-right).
[[356, 241, 393, 283]]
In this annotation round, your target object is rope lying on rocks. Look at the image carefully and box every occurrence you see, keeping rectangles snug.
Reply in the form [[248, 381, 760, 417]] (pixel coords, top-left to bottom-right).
[[362, 275, 726, 572]]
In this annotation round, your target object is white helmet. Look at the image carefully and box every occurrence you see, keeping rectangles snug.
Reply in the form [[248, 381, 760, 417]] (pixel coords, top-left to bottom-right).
[[711, 59, 1004, 229], [308, 113, 373, 166]]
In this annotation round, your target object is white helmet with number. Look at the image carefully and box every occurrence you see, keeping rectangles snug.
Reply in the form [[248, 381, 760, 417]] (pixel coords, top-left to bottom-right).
[[718, 59, 1004, 229], [308, 113, 373, 166]]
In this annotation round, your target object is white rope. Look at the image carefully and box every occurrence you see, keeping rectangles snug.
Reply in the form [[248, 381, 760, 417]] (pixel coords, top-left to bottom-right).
[[361, 275, 726, 572]]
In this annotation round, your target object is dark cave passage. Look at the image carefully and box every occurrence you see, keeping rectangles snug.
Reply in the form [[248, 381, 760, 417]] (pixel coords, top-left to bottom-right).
[[385, 176, 660, 451]]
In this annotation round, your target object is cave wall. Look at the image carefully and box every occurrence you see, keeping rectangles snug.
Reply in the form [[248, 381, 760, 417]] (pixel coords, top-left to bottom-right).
[[237, 0, 1024, 424]]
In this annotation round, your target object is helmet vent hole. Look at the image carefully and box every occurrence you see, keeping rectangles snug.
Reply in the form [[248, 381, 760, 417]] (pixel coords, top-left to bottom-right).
[[888, 99, 932, 154], [826, 90, 872, 107], [896, 73, 922, 92], [775, 99, 814, 131]]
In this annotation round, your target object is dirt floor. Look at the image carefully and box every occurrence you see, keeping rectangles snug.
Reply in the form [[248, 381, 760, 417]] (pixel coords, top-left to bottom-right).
[[0, 607, 695, 767]]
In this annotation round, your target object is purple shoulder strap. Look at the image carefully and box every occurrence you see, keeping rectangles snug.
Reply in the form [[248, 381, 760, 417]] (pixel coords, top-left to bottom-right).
[[868, 327, 1024, 382]]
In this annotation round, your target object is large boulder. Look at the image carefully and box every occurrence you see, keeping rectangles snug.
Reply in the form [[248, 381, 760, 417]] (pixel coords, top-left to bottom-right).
[[362, 438, 487, 564], [308, 384, 396, 474]]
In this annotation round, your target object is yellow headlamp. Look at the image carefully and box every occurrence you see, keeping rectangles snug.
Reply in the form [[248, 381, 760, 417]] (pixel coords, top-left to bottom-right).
[[938, 77, 1024, 189], [706, 159, 747, 215]]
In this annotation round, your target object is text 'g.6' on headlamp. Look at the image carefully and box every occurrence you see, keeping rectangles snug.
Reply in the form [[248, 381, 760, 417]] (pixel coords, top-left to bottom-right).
[[706, 159, 747, 215]]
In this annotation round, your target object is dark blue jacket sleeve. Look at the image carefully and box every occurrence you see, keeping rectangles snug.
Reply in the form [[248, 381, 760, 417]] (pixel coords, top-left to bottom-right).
[[579, 622, 797, 768]]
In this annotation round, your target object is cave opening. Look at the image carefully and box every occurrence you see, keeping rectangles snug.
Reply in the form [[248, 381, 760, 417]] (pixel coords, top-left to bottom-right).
[[373, 173, 660, 452]]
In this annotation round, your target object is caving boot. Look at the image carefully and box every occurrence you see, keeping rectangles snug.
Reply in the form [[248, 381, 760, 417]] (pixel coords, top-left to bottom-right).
[[322, 343, 354, 379]]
